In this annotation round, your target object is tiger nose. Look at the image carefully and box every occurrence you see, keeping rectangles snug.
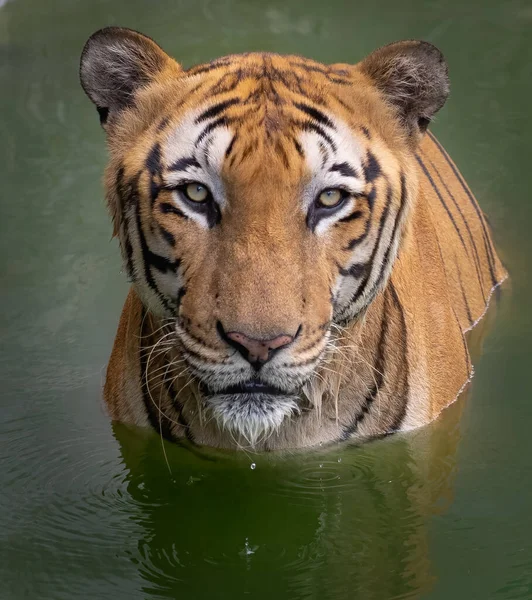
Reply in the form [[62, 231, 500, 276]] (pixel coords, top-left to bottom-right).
[[217, 322, 297, 367]]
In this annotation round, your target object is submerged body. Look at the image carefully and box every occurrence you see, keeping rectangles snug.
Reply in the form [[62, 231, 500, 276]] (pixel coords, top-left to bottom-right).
[[80, 29, 506, 449]]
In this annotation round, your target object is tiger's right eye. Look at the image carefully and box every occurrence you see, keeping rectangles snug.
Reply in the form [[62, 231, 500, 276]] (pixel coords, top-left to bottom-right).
[[317, 188, 347, 208], [183, 183, 209, 203]]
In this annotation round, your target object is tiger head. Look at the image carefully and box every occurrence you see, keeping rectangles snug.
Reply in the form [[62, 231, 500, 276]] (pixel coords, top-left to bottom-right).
[[81, 28, 449, 444]]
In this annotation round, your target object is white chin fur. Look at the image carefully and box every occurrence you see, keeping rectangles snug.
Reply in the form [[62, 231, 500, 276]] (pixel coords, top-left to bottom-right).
[[206, 393, 299, 447]]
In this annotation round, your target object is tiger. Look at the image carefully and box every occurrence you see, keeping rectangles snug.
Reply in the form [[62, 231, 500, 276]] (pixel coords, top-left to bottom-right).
[[80, 27, 507, 450]]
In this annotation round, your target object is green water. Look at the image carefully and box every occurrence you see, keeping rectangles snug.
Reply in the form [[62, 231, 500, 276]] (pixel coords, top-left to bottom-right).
[[1, 0, 531, 598]]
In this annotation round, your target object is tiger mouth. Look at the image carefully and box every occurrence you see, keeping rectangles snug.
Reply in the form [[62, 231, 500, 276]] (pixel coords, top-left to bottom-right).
[[205, 380, 287, 396]]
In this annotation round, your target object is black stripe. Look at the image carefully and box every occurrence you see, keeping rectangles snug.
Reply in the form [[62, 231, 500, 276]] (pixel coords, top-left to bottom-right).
[[289, 60, 329, 75], [124, 234, 134, 280], [203, 136, 215, 167], [186, 59, 233, 76], [360, 174, 408, 306], [327, 77, 352, 85], [180, 192, 221, 229], [195, 98, 240, 123], [146, 143, 162, 205], [293, 138, 304, 157], [363, 151, 381, 183], [289, 61, 351, 85], [225, 133, 237, 158], [159, 225, 175, 247], [432, 228, 474, 328], [276, 140, 290, 168], [331, 92, 353, 114], [347, 185, 393, 306], [150, 180, 160, 205], [159, 202, 187, 219], [338, 174, 407, 324], [341, 299, 388, 439], [176, 286, 187, 311], [338, 209, 363, 224], [132, 175, 175, 313], [427, 132, 498, 285], [115, 167, 135, 279], [146, 250, 180, 274], [366, 186, 377, 209], [180, 324, 221, 352], [168, 156, 201, 172], [231, 142, 255, 168], [164, 378, 195, 443], [318, 141, 329, 167], [179, 81, 209, 104], [297, 121, 337, 152], [458, 266, 474, 326], [209, 71, 245, 97], [416, 155, 469, 255], [139, 308, 176, 442], [146, 143, 161, 174], [180, 343, 227, 366], [342, 193, 375, 249], [293, 102, 335, 129], [115, 166, 126, 202], [275, 66, 306, 97], [338, 262, 368, 278], [196, 116, 230, 146], [428, 156, 487, 303], [345, 225, 370, 250], [330, 162, 359, 179], [156, 116, 170, 131], [456, 306, 472, 374]]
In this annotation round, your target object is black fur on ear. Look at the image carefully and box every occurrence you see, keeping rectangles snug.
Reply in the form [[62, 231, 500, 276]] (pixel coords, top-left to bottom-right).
[[358, 40, 450, 139], [80, 27, 177, 125]]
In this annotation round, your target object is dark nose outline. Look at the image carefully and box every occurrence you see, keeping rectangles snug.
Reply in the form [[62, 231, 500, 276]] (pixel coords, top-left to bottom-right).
[[216, 322, 301, 369]]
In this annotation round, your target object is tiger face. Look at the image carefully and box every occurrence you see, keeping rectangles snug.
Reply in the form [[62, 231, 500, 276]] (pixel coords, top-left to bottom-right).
[[81, 28, 449, 444]]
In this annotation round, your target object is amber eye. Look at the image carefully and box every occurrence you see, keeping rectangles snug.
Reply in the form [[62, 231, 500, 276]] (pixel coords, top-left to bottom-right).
[[183, 182, 209, 203], [318, 188, 345, 208]]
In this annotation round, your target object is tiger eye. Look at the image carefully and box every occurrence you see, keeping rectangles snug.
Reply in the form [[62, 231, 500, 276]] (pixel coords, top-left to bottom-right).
[[185, 183, 209, 202], [318, 188, 344, 208]]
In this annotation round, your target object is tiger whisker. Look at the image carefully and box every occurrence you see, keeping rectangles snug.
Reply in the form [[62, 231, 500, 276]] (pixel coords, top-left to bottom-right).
[[143, 333, 187, 432]]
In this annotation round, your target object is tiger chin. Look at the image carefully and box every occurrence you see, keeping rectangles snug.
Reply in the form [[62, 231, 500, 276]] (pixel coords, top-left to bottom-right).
[[80, 28, 507, 450]]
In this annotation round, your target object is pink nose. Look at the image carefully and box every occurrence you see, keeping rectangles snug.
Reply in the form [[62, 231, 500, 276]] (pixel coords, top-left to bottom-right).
[[225, 331, 295, 364]]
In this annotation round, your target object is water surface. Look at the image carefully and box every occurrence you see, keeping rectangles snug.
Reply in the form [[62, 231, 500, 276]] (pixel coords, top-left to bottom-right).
[[1, 0, 531, 598]]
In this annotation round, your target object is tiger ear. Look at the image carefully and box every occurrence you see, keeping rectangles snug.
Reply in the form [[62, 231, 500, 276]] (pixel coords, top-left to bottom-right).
[[80, 27, 180, 126], [357, 40, 449, 140]]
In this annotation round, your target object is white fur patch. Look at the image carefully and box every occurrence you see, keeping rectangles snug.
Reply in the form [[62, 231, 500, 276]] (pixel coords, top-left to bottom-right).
[[206, 393, 299, 447], [162, 107, 233, 229], [298, 116, 366, 232]]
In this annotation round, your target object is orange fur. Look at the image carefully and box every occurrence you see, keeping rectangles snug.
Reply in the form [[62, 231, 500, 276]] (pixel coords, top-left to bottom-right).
[[80, 31, 506, 449]]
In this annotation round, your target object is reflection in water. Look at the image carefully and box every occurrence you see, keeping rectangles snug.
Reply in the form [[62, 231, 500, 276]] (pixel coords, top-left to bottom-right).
[[113, 392, 465, 599], [0, 286, 499, 599]]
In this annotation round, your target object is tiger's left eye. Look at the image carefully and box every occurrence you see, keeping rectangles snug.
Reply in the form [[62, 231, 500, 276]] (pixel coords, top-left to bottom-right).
[[184, 183, 209, 203], [318, 188, 345, 208]]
